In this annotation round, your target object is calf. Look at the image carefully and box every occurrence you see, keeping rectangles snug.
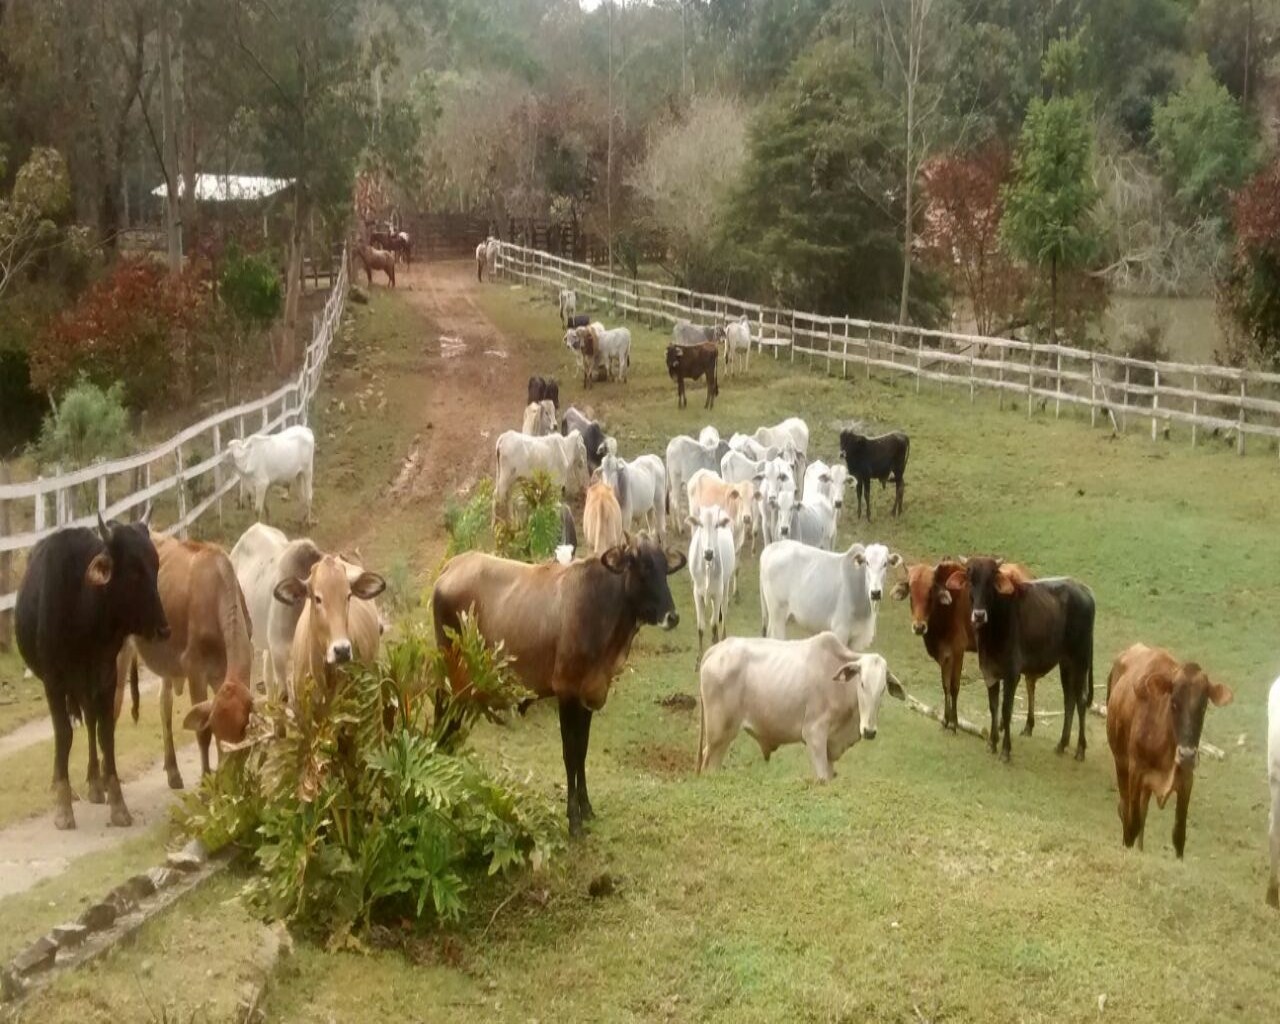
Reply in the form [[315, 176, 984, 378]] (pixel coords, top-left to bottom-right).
[[946, 557, 1094, 763], [559, 288, 577, 327], [226, 424, 315, 525], [666, 342, 720, 410], [16, 515, 170, 829], [521, 399, 557, 436], [116, 534, 254, 790], [839, 430, 909, 521], [432, 538, 686, 833], [562, 407, 608, 473], [760, 540, 900, 651], [673, 320, 726, 347], [600, 450, 667, 542], [584, 482, 624, 555], [526, 375, 560, 409], [1268, 675, 1279, 907], [273, 555, 386, 699], [687, 469, 753, 581], [687, 505, 736, 663], [666, 433, 731, 526], [494, 429, 590, 521], [773, 488, 835, 549], [697, 634, 904, 779], [1106, 643, 1232, 859], [892, 560, 975, 732]]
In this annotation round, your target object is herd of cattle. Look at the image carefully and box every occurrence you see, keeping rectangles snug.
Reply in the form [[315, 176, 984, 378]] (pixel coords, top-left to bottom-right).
[[8, 278, 1280, 913]]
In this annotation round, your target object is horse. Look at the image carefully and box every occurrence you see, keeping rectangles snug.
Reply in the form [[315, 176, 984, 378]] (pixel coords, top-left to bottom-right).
[[370, 229, 411, 265], [354, 243, 397, 288]]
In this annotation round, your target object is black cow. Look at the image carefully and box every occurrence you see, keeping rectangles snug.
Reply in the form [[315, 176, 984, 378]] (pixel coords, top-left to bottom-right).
[[527, 375, 561, 409], [566, 314, 591, 329], [946, 557, 1095, 763], [562, 406, 607, 473], [838, 430, 909, 520], [15, 514, 169, 830], [666, 342, 720, 410]]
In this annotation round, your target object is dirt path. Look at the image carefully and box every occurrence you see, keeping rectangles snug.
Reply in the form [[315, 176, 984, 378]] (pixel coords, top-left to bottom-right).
[[0, 259, 529, 901]]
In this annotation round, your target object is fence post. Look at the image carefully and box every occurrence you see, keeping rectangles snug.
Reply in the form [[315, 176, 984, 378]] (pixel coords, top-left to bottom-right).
[[1026, 343, 1034, 418], [213, 423, 224, 522], [1190, 375, 1198, 447], [970, 345, 976, 404], [54, 466, 65, 526], [175, 444, 188, 538], [842, 321, 849, 380], [97, 475, 107, 515], [1055, 351, 1062, 418], [865, 324, 872, 380], [1122, 364, 1130, 432], [998, 346, 1005, 410], [1238, 378, 1246, 456], [1090, 355, 1097, 428], [1151, 369, 1160, 441], [789, 313, 795, 364], [0, 462, 11, 648]]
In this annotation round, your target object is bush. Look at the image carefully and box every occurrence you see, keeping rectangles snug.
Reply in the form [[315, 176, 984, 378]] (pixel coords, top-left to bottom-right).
[[174, 620, 560, 945], [32, 376, 132, 469], [443, 479, 494, 556], [493, 472, 561, 563]]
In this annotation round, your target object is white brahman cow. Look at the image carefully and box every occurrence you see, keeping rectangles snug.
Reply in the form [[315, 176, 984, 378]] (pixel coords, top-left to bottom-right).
[[493, 430, 590, 522], [226, 424, 315, 525], [687, 504, 736, 664]]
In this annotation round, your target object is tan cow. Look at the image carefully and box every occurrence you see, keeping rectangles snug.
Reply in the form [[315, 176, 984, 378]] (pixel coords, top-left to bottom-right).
[[686, 469, 753, 594], [272, 554, 386, 699], [115, 535, 255, 790], [584, 481, 624, 555]]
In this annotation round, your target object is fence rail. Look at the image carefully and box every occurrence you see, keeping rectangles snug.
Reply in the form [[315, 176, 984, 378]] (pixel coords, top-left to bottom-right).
[[494, 242, 1280, 456], [0, 250, 349, 619]]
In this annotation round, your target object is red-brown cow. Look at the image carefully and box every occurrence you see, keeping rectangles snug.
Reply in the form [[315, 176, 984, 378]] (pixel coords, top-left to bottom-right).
[[892, 560, 974, 731], [1106, 643, 1232, 859]]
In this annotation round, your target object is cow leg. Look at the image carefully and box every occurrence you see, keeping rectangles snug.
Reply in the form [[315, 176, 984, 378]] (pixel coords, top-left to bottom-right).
[[1171, 782, 1193, 860], [47, 683, 77, 830], [83, 694, 105, 804], [1134, 786, 1153, 851], [94, 685, 132, 827], [1023, 675, 1037, 736], [161, 679, 184, 790], [577, 706, 595, 821], [948, 658, 963, 732], [1114, 759, 1133, 846], [301, 461, 315, 525], [558, 698, 584, 836], [939, 659, 955, 731], [893, 475, 905, 516], [1073, 676, 1089, 761], [190, 675, 214, 778], [1266, 786, 1280, 908], [999, 678, 1016, 762], [802, 723, 833, 782], [985, 683, 1000, 755]]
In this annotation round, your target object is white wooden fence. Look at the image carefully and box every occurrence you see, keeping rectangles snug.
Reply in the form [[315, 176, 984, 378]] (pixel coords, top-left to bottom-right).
[[495, 242, 1280, 457], [0, 253, 349, 617]]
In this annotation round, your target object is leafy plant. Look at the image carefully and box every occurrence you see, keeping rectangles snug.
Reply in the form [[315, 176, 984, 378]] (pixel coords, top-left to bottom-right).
[[493, 471, 561, 563], [174, 621, 560, 945], [32, 375, 132, 469], [443, 479, 494, 556]]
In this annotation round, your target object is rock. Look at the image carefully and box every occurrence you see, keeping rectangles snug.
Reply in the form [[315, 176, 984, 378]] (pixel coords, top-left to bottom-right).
[[1, 967, 25, 1002], [167, 838, 207, 873], [105, 886, 138, 916], [12, 936, 57, 976], [78, 901, 117, 932], [147, 866, 181, 890], [49, 923, 89, 948], [123, 873, 157, 901]]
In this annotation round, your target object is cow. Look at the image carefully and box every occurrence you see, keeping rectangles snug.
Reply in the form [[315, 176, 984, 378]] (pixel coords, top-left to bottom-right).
[[803, 460, 848, 519], [476, 241, 487, 281], [354, 243, 396, 287], [485, 237, 499, 277], [559, 502, 578, 556], [754, 455, 798, 546], [521, 399, 557, 436], [687, 469, 753, 578], [1268, 675, 1280, 908], [371, 229, 411, 265], [568, 324, 630, 384], [562, 407, 608, 474], [559, 289, 577, 326], [673, 320, 726, 347], [728, 433, 775, 461], [272, 554, 386, 699], [760, 540, 900, 651], [892, 560, 975, 732], [666, 342, 720, 410], [839, 430, 909, 521], [665, 433, 731, 527], [687, 505, 736, 663], [583, 482, 624, 555], [773, 488, 836, 550], [723, 316, 751, 376], [431, 537, 686, 833], [527, 375, 560, 409], [1106, 643, 1233, 859], [16, 514, 170, 830], [752, 418, 809, 460], [698, 425, 720, 447], [720, 449, 768, 486], [565, 313, 591, 329], [599, 449, 667, 542], [226, 424, 315, 525], [697, 634, 905, 780], [494, 429, 590, 522], [115, 534, 254, 791], [945, 557, 1094, 763]]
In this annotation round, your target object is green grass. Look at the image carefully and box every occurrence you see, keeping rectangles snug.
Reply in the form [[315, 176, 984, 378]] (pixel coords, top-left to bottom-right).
[[0, 648, 46, 735], [24, 274, 1280, 1023]]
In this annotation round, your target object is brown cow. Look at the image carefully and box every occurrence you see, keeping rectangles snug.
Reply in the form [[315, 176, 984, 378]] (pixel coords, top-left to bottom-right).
[[432, 538, 686, 834], [272, 554, 386, 699], [354, 242, 396, 288], [666, 341, 720, 409], [1106, 643, 1232, 859], [583, 481, 624, 555], [115, 535, 255, 790], [892, 560, 974, 732]]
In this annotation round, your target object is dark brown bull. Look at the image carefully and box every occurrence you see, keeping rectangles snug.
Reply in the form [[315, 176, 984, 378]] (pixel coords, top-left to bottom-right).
[[666, 341, 720, 410]]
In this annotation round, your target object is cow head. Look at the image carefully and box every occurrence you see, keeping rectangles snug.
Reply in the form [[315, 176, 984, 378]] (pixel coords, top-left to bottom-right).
[[600, 537, 686, 630], [225, 437, 251, 474], [91, 514, 170, 641], [273, 555, 386, 667], [851, 542, 901, 604], [665, 344, 681, 379], [1144, 662, 1232, 769], [948, 557, 1025, 628], [687, 506, 732, 563], [774, 487, 801, 538], [564, 329, 581, 353], [839, 431, 867, 470], [828, 464, 849, 509], [893, 560, 965, 636], [833, 654, 906, 740], [183, 679, 255, 745]]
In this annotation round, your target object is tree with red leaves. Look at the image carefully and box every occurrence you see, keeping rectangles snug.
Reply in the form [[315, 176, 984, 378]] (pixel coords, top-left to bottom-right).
[[1219, 160, 1280, 368]]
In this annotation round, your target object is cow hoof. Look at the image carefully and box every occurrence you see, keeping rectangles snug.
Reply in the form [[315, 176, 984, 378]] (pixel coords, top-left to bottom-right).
[[167, 769, 185, 790], [1054, 742, 1067, 755], [999, 749, 1011, 764], [109, 804, 134, 828], [1022, 724, 1035, 737], [568, 818, 584, 839], [86, 779, 106, 804], [1266, 883, 1279, 909], [53, 808, 76, 830], [1074, 747, 1086, 762]]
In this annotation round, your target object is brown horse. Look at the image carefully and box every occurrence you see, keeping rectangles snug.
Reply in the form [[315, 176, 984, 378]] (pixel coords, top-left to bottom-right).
[[370, 229, 412, 265], [354, 243, 396, 288]]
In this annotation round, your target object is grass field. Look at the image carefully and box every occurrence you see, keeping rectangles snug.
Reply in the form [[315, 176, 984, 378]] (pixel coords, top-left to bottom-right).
[[13, 275, 1280, 1023]]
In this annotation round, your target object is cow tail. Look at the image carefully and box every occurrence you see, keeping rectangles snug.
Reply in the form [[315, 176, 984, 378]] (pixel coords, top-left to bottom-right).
[[695, 685, 706, 774], [129, 658, 140, 724]]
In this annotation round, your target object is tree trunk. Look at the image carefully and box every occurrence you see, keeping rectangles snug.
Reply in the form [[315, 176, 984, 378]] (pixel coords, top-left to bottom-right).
[[1049, 254, 1058, 345], [159, 4, 182, 277], [179, 27, 199, 254], [606, 1, 614, 274], [1244, 0, 1253, 109], [282, 187, 305, 369]]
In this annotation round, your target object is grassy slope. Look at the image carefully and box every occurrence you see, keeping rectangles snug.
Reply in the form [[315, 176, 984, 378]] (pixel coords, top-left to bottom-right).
[[22, 282, 1280, 1022]]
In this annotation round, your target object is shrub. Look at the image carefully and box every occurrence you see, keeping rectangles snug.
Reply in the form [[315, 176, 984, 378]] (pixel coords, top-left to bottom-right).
[[174, 620, 560, 945], [443, 479, 494, 556], [493, 472, 561, 563], [32, 376, 132, 469]]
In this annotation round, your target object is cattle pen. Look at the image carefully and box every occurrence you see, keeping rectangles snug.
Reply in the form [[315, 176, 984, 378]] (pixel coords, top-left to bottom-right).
[[493, 242, 1280, 459], [0, 253, 349, 637]]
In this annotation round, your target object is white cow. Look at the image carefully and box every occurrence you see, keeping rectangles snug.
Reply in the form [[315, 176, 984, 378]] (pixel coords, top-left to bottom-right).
[[802, 459, 848, 531], [729, 433, 775, 461], [600, 450, 667, 542], [752, 417, 810, 458], [759, 540, 901, 651], [723, 316, 752, 376], [720, 449, 766, 486], [687, 505, 736, 663], [773, 488, 836, 550], [226, 425, 315, 524], [686, 469, 753, 589], [1268, 674, 1280, 909], [475, 241, 487, 281], [591, 325, 632, 381], [697, 633, 905, 779], [666, 434, 730, 529], [755, 455, 798, 546], [494, 429, 590, 521], [485, 237, 499, 276], [558, 288, 577, 326], [521, 399, 557, 436], [698, 425, 721, 447]]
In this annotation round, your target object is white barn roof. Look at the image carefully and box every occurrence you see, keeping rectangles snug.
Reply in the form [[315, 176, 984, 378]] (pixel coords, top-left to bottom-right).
[[151, 174, 292, 203]]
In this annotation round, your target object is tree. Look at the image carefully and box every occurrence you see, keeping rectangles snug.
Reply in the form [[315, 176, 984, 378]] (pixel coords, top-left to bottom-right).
[[34, 378, 132, 470], [0, 147, 70, 302], [1151, 56, 1257, 219], [1218, 160, 1280, 368], [718, 38, 908, 319], [1001, 93, 1099, 343]]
